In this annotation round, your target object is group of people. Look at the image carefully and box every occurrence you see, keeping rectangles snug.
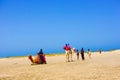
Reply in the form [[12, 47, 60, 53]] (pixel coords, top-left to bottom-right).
[[63, 44, 93, 62], [28, 49, 47, 64], [28, 44, 102, 64]]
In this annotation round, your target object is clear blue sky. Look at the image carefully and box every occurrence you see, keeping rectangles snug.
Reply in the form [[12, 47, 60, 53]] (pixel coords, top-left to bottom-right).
[[0, 0, 120, 57]]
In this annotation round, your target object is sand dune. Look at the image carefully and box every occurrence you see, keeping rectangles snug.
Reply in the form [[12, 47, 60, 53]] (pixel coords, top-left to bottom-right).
[[0, 50, 120, 80]]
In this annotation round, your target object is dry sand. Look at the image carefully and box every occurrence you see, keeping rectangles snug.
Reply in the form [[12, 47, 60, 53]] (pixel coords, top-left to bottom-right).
[[0, 50, 120, 80]]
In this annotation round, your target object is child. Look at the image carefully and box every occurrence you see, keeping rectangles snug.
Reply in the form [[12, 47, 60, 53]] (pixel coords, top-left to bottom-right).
[[87, 49, 91, 59]]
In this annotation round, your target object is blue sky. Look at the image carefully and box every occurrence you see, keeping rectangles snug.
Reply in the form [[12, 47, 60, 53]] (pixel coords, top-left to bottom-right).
[[0, 0, 120, 57]]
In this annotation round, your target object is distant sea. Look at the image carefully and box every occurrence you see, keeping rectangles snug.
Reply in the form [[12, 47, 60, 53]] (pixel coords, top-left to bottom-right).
[[0, 47, 120, 58]]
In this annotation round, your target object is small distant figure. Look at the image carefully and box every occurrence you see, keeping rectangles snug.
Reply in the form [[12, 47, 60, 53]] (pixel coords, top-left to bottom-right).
[[87, 49, 91, 59], [63, 44, 69, 62], [28, 49, 47, 65], [76, 49, 79, 60], [99, 49, 102, 54], [72, 48, 77, 60], [80, 48, 85, 60], [63, 44, 72, 62], [67, 44, 73, 61]]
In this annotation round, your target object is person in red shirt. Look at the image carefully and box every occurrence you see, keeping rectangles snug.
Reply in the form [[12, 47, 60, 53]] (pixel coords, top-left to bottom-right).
[[63, 44, 69, 62], [63, 44, 72, 62], [67, 44, 73, 61]]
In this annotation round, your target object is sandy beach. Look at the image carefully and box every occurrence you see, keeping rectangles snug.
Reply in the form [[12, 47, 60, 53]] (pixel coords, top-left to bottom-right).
[[0, 50, 120, 80]]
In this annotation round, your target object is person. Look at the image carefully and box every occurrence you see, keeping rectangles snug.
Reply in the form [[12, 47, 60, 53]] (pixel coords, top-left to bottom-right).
[[38, 49, 43, 54], [63, 44, 72, 62], [87, 49, 91, 59], [28, 49, 47, 64], [38, 49, 47, 64], [76, 49, 79, 60], [99, 49, 102, 54], [80, 48, 85, 60], [72, 48, 77, 60], [67, 44, 73, 61]]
